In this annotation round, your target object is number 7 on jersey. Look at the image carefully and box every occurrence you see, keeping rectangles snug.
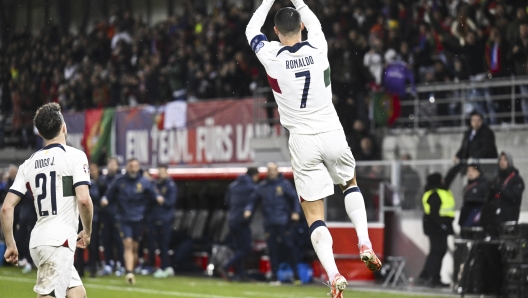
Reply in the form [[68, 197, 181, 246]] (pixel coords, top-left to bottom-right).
[[295, 71, 311, 108]]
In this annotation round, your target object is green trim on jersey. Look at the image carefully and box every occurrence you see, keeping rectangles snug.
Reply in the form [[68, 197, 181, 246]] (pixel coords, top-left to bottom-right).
[[62, 176, 75, 196], [324, 66, 331, 87]]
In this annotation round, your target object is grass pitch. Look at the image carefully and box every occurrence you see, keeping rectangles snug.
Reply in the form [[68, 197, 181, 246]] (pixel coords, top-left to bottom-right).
[[0, 266, 439, 298]]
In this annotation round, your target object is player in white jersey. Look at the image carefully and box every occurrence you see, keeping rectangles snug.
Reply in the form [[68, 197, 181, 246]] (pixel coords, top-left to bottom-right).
[[1, 103, 93, 298], [246, 1, 381, 297]]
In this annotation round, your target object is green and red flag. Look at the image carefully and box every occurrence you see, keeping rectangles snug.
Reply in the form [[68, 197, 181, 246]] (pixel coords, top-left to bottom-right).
[[373, 92, 401, 127], [82, 108, 115, 163]]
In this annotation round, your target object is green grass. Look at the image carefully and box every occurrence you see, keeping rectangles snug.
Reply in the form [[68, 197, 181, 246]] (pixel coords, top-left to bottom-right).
[[0, 266, 436, 298]]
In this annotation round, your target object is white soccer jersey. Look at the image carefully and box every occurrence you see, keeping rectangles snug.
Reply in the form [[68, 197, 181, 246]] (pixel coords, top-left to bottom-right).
[[9, 143, 91, 251], [246, 0, 343, 134]]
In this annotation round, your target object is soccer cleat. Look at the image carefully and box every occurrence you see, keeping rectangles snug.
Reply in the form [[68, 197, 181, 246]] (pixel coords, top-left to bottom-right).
[[98, 265, 113, 276], [153, 269, 168, 279], [21, 263, 32, 274], [359, 245, 382, 272], [126, 273, 136, 285], [217, 267, 231, 282], [329, 274, 347, 298], [164, 267, 175, 277]]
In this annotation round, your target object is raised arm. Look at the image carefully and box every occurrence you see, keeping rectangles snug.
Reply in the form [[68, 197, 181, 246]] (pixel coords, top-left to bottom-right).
[[246, 0, 275, 48], [290, 0, 323, 40]]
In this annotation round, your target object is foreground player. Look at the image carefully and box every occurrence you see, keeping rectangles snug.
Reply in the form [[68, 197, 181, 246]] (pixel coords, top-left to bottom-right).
[[246, 1, 381, 296], [1, 103, 93, 298]]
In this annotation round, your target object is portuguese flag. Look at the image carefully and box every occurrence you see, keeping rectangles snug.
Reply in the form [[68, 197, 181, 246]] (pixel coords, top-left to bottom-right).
[[373, 92, 401, 127], [82, 108, 115, 163]]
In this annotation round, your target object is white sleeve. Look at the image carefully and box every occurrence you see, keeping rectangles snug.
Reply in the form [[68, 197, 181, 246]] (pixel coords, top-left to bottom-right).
[[291, 0, 325, 44], [246, 0, 274, 53], [9, 162, 27, 197], [72, 151, 91, 188]]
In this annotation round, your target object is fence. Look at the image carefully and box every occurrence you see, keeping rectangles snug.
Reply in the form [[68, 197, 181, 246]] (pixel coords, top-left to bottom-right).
[[391, 75, 528, 131]]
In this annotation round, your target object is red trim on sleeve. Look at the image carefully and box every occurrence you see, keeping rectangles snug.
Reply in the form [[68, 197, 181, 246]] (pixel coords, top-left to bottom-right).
[[267, 75, 282, 94], [62, 239, 69, 248]]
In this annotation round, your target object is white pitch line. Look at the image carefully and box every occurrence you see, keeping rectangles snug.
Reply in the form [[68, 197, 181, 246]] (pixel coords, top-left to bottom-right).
[[0, 276, 245, 298]]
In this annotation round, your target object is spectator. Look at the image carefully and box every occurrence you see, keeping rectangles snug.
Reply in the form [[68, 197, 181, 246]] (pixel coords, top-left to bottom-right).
[[482, 152, 525, 228], [455, 112, 498, 162], [506, 7, 527, 45], [417, 173, 455, 288], [246, 163, 302, 285], [97, 157, 125, 276], [347, 119, 369, 154], [355, 136, 381, 161], [101, 158, 160, 285], [510, 19, 528, 123], [399, 154, 421, 210], [218, 167, 260, 282], [363, 36, 384, 86], [146, 165, 177, 279], [383, 49, 415, 98]]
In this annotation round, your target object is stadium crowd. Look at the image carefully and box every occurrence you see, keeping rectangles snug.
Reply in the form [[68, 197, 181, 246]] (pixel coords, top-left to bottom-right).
[[1, 0, 528, 148]]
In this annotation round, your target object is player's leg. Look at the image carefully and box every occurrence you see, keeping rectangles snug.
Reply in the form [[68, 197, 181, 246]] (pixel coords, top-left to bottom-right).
[[289, 133, 345, 296], [323, 130, 381, 272], [120, 222, 136, 285], [66, 263, 86, 298], [32, 246, 77, 298], [264, 225, 280, 284]]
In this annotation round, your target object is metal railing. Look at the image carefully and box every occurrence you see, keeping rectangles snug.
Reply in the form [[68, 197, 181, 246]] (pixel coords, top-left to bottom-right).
[[392, 76, 528, 131]]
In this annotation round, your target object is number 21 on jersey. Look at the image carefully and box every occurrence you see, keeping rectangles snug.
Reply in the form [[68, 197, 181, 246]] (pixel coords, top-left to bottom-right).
[[35, 171, 57, 217]]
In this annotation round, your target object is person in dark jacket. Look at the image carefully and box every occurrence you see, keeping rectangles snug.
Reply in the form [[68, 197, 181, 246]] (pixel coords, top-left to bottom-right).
[[14, 192, 36, 275], [102, 158, 160, 285], [482, 152, 525, 232], [75, 166, 101, 277], [146, 165, 177, 279], [455, 112, 498, 162], [98, 157, 125, 276], [246, 162, 302, 284], [218, 167, 260, 281], [417, 173, 455, 288], [456, 162, 489, 228]]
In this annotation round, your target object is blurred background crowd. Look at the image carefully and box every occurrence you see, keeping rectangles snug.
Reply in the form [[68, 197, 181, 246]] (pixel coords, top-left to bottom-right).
[[1, 0, 528, 152]]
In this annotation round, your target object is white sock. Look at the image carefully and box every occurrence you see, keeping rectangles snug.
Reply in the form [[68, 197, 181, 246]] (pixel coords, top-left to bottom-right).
[[343, 186, 372, 249], [310, 220, 339, 282]]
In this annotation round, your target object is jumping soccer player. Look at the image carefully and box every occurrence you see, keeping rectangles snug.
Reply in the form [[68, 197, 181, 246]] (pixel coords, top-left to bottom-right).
[[1, 103, 93, 298], [246, 1, 382, 297]]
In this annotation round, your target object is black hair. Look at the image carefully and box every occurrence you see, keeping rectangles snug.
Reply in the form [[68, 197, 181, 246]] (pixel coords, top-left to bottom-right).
[[127, 157, 139, 164], [34, 103, 63, 140], [108, 157, 119, 164], [274, 7, 302, 36], [470, 111, 483, 120], [247, 167, 259, 177], [158, 164, 168, 170]]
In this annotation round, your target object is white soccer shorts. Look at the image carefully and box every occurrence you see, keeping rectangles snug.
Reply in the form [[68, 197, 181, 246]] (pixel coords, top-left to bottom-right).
[[30, 246, 83, 298], [289, 129, 356, 201]]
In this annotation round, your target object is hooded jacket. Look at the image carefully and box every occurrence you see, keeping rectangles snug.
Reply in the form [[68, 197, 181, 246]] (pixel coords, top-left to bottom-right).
[[487, 152, 525, 222], [247, 174, 301, 227]]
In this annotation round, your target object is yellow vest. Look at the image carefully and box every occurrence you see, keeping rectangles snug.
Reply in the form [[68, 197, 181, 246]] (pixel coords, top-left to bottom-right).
[[422, 189, 455, 218]]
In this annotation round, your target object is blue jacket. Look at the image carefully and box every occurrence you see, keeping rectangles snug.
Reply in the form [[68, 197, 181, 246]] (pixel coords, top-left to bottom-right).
[[90, 178, 101, 222], [105, 173, 158, 222], [247, 175, 301, 227], [148, 178, 177, 223], [383, 61, 415, 97], [98, 173, 120, 215], [225, 174, 257, 225]]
